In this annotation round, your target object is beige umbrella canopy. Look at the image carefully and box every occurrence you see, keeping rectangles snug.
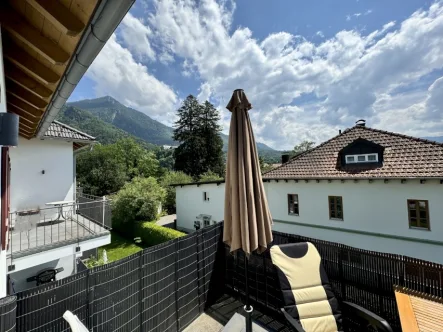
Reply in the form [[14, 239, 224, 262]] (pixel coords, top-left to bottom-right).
[[223, 89, 273, 256]]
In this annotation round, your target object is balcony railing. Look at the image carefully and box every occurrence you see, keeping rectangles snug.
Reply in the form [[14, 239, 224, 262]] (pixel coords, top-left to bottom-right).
[[1, 222, 443, 332], [8, 198, 111, 257]]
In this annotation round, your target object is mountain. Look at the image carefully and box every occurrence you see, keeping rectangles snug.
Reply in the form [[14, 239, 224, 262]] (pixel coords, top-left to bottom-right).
[[423, 136, 443, 143], [67, 96, 175, 146], [58, 106, 157, 150], [63, 96, 282, 161]]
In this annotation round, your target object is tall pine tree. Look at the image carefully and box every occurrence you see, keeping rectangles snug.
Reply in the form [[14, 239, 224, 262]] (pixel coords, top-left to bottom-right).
[[173, 95, 224, 178]]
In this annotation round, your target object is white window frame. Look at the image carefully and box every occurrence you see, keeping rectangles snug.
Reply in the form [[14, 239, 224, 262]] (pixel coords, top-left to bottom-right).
[[345, 153, 378, 164]]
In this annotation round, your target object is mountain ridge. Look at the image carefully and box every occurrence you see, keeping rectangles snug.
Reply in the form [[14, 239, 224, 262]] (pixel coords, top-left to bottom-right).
[[66, 96, 278, 152]]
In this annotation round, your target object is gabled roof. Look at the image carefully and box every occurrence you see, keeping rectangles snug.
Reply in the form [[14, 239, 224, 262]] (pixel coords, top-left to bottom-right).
[[263, 126, 443, 179], [44, 121, 95, 145]]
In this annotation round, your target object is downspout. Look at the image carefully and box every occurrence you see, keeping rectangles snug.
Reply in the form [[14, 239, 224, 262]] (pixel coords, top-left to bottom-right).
[[36, 0, 135, 137]]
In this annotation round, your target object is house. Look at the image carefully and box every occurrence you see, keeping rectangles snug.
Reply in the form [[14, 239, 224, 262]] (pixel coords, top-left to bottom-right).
[[0, 0, 135, 296], [7, 121, 111, 293], [174, 122, 443, 264]]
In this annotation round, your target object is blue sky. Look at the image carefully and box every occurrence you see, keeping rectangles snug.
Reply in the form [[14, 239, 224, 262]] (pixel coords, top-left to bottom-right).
[[71, 0, 443, 150]]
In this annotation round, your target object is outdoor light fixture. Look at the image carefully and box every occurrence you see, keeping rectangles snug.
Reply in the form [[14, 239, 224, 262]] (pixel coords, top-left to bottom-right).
[[0, 113, 19, 146]]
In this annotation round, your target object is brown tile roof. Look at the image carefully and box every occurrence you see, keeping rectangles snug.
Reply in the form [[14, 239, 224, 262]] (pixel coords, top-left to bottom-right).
[[44, 121, 95, 142], [263, 125, 443, 179]]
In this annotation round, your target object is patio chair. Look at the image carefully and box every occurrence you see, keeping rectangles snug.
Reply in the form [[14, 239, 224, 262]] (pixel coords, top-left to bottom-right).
[[270, 242, 393, 332]]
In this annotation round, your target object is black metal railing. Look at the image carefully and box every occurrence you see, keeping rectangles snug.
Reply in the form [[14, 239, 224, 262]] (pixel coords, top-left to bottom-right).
[[1, 223, 443, 332], [8, 200, 111, 257], [76, 192, 112, 230], [1, 224, 224, 332]]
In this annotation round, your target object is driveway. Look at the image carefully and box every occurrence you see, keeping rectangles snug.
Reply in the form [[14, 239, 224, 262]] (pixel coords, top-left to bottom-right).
[[156, 214, 176, 228]]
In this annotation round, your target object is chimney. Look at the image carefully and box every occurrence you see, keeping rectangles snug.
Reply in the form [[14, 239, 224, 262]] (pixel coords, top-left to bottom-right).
[[339, 129, 342, 134], [356, 119, 366, 127], [281, 154, 290, 164]]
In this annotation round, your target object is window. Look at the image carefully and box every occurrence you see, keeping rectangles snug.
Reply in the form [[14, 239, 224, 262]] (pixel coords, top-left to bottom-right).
[[288, 194, 299, 215], [329, 196, 343, 220], [345, 153, 378, 164], [407, 200, 429, 230]]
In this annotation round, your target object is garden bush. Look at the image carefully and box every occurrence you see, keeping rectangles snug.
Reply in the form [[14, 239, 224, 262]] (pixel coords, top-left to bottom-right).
[[112, 177, 165, 236], [135, 221, 185, 247]]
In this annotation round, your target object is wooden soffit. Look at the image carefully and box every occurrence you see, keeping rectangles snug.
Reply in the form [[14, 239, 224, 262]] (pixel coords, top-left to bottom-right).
[[0, 0, 99, 139]]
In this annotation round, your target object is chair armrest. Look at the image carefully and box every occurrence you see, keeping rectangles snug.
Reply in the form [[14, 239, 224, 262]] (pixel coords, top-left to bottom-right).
[[281, 308, 304, 332], [342, 301, 393, 332]]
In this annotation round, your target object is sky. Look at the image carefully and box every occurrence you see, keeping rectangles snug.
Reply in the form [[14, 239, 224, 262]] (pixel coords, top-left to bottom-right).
[[70, 0, 443, 150]]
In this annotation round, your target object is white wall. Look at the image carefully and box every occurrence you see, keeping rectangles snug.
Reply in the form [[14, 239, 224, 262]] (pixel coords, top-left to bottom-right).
[[9, 255, 75, 293], [0, 26, 6, 298], [176, 180, 443, 263], [9, 137, 74, 212], [0, 251, 6, 297], [176, 183, 225, 232]]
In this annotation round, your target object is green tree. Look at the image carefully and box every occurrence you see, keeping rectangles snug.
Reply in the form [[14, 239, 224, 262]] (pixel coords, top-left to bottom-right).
[[293, 140, 315, 155], [160, 171, 193, 213], [173, 96, 224, 178], [259, 156, 275, 174], [112, 177, 166, 236], [77, 145, 126, 196], [198, 171, 224, 182], [114, 138, 159, 179], [199, 101, 224, 176], [156, 146, 175, 171]]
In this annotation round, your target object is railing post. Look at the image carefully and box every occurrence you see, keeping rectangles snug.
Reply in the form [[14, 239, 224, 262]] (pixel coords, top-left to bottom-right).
[[139, 252, 144, 331], [87, 270, 95, 329], [102, 196, 106, 227]]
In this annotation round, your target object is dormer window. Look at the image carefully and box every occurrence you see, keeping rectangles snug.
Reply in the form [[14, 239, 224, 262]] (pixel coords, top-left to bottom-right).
[[345, 153, 378, 164]]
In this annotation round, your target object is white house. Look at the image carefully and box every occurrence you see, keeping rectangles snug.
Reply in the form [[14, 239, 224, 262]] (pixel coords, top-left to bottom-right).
[[175, 123, 443, 264], [0, 0, 134, 296], [6, 121, 112, 293]]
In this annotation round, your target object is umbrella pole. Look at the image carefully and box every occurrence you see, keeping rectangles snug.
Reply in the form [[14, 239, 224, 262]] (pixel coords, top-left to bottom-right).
[[244, 255, 253, 332]]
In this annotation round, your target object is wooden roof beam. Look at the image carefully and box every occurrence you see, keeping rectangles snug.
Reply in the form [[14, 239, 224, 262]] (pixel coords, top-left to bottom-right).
[[0, 2, 70, 65], [7, 104, 40, 123], [25, 0, 85, 36], [19, 121, 38, 131], [5, 79, 48, 109], [19, 130, 33, 139], [4, 41, 60, 85], [4, 61, 53, 98], [7, 95, 44, 118]]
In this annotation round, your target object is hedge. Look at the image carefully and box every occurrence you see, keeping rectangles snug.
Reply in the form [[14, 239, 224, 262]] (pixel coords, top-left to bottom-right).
[[135, 221, 185, 247]]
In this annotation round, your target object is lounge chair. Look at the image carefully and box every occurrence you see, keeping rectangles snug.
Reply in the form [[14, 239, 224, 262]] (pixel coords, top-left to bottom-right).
[[270, 242, 393, 332]]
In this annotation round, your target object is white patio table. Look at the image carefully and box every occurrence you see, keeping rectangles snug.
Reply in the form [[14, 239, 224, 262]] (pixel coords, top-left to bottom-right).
[[45, 200, 75, 222]]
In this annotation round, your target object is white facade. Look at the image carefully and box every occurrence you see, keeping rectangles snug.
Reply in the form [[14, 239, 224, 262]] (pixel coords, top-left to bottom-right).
[[0, 26, 7, 298], [176, 179, 443, 263], [176, 183, 225, 232], [10, 137, 74, 213], [4, 137, 109, 293], [8, 234, 110, 292]]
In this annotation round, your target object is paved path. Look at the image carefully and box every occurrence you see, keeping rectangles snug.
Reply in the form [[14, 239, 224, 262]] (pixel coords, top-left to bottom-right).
[[156, 214, 176, 228]]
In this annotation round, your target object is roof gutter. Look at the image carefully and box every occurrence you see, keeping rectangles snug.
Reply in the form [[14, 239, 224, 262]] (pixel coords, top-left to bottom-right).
[[36, 0, 135, 138]]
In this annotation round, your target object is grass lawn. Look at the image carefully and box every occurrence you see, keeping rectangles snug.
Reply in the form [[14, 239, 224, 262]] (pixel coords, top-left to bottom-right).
[[98, 231, 145, 263]]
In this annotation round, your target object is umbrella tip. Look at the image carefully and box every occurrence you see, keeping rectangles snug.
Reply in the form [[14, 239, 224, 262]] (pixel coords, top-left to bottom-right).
[[234, 89, 244, 92]]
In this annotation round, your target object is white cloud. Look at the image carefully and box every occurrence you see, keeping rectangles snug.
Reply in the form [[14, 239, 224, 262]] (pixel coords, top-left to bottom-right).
[[197, 82, 212, 102], [119, 13, 156, 61], [145, 0, 443, 148], [86, 34, 178, 125], [365, 9, 373, 15], [346, 15, 352, 21], [354, 12, 362, 18], [316, 31, 325, 38]]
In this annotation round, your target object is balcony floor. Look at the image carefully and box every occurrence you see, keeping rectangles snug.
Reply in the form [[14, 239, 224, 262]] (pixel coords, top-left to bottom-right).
[[9, 214, 108, 257], [184, 295, 291, 332]]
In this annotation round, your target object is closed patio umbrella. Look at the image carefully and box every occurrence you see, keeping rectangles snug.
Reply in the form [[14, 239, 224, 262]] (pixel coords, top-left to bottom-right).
[[223, 89, 273, 332]]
